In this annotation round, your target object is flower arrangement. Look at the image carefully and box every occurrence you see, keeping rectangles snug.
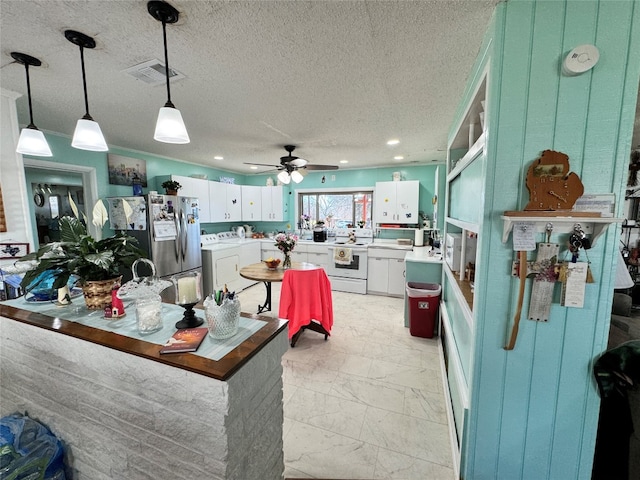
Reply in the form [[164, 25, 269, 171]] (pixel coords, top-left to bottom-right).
[[274, 232, 298, 254]]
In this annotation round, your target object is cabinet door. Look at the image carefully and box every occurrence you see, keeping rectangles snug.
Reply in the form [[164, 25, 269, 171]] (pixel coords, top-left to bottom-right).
[[290, 250, 307, 263], [241, 186, 262, 221], [269, 186, 284, 221], [374, 182, 398, 223], [195, 179, 211, 223], [388, 258, 406, 296], [307, 252, 328, 269], [396, 180, 419, 223], [226, 184, 242, 221], [209, 182, 227, 223], [367, 257, 389, 293], [261, 187, 273, 220]]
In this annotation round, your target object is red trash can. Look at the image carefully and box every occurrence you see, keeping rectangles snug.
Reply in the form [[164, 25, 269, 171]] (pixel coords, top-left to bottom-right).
[[406, 282, 441, 338]]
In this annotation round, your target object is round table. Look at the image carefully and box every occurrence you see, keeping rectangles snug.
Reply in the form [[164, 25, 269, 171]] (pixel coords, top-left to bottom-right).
[[239, 262, 319, 314]]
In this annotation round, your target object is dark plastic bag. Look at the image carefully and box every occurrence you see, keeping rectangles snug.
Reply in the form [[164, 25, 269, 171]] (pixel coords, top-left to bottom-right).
[[0, 413, 66, 480]]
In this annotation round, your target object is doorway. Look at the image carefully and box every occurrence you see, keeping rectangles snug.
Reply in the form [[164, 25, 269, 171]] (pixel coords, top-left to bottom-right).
[[22, 159, 100, 248]]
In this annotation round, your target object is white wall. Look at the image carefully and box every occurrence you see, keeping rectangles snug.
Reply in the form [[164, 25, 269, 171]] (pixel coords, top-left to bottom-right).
[[0, 88, 34, 268]]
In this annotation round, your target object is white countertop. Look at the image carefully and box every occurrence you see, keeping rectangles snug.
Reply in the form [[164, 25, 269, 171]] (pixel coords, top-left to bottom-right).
[[405, 246, 443, 264]]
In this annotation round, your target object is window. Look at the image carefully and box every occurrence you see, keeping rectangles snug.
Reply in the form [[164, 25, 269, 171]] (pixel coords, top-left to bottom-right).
[[298, 191, 373, 229]]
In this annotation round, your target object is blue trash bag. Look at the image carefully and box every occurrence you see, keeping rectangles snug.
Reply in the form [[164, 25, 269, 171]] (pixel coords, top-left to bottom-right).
[[0, 413, 66, 480]]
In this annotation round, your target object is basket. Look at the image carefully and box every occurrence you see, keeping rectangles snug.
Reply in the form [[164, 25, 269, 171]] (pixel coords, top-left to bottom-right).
[[82, 276, 122, 309]]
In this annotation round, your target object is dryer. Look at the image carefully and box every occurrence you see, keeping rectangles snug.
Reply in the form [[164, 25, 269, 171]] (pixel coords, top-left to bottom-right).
[[201, 234, 242, 297]]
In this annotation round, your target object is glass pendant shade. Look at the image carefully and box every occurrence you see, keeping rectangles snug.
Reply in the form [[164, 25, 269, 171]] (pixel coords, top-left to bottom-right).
[[16, 127, 52, 157], [290, 170, 304, 183], [72, 118, 108, 151], [154, 106, 190, 144], [278, 170, 291, 184], [11, 52, 52, 157]]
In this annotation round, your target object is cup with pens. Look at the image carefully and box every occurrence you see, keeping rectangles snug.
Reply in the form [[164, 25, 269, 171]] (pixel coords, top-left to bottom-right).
[[203, 285, 240, 339]]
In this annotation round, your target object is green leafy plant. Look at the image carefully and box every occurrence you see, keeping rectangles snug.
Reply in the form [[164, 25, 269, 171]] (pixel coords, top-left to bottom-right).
[[18, 216, 146, 292], [161, 180, 182, 191]]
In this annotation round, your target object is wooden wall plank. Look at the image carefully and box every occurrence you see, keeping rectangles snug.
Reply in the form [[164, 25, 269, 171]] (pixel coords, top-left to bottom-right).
[[457, 0, 640, 479]]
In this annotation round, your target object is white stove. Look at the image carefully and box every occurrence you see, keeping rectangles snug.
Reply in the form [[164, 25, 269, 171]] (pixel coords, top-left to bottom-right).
[[327, 228, 373, 294]]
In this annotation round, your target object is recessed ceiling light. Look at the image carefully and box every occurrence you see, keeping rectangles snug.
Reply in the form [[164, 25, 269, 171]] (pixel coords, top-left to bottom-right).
[[394, 156, 404, 160], [214, 156, 223, 160], [387, 139, 400, 146], [339, 160, 349, 164], [250, 166, 258, 170]]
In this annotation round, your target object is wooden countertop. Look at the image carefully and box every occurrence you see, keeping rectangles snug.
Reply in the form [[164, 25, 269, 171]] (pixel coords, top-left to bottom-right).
[[0, 303, 287, 382], [239, 261, 320, 282]]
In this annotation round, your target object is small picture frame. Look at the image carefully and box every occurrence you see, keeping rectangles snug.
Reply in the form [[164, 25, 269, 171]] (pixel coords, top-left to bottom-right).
[[0, 242, 29, 259]]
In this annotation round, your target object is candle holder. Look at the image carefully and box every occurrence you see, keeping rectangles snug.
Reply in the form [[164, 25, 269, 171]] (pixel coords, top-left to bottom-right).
[[171, 271, 204, 329]]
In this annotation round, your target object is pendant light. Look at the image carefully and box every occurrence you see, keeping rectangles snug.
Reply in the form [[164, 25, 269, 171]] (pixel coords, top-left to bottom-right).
[[12, 52, 52, 157], [148, 1, 190, 144], [65, 30, 108, 152]]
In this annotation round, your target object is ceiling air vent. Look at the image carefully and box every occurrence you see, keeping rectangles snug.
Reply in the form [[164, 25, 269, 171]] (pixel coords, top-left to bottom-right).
[[123, 59, 185, 86]]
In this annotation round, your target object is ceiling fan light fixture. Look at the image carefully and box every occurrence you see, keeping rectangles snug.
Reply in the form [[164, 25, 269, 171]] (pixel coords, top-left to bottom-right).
[[278, 170, 291, 184], [148, 1, 189, 144], [290, 170, 304, 183], [65, 30, 108, 152], [290, 158, 308, 168], [154, 105, 189, 144], [11, 52, 52, 157]]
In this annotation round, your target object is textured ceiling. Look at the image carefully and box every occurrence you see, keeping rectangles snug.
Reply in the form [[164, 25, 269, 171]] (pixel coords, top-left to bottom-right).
[[2, 0, 509, 174]]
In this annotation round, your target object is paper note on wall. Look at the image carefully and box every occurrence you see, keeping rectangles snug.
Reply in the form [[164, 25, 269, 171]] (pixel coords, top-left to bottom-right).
[[560, 262, 588, 308]]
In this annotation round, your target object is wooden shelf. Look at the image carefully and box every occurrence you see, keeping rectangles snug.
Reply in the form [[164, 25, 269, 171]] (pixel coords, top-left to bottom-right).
[[500, 212, 623, 245], [447, 133, 485, 183], [444, 266, 474, 329], [446, 217, 480, 234]]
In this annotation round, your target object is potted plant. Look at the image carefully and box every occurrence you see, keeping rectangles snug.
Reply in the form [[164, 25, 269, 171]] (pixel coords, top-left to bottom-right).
[[18, 215, 146, 309], [161, 180, 182, 195]]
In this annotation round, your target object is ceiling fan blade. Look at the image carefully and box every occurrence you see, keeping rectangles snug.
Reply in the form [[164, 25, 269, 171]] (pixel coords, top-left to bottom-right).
[[304, 164, 339, 170], [243, 162, 280, 168]]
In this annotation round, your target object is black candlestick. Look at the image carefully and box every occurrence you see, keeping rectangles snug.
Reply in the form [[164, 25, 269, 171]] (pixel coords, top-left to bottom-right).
[[175, 302, 204, 329]]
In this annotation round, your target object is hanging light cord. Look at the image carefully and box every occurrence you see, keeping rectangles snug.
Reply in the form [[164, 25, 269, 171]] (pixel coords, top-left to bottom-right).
[[161, 18, 174, 108], [78, 45, 93, 121], [22, 62, 36, 129]]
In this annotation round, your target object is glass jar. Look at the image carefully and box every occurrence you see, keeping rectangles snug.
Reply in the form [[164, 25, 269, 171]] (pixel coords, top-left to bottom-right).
[[204, 295, 240, 339], [135, 294, 163, 334]]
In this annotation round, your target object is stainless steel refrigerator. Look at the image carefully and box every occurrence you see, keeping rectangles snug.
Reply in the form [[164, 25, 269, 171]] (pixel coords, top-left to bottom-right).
[[107, 194, 201, 279]]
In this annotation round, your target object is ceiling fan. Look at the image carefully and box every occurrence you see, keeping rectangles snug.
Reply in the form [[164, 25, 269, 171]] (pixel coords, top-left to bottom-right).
[[245, 145, 339, 175]]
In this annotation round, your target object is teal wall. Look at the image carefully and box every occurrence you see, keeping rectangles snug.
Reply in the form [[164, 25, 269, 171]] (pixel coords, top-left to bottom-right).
[[26, 133, 443, 238], [455, 1, 640, 479]]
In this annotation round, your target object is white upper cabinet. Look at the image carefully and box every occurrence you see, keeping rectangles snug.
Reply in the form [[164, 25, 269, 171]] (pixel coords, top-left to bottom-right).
[[261, 186, 284, 221], [373, 180, 419, 224], [209, 182, 242, 223], [241, 185, 262, 221], [171, 175, 210, 222]]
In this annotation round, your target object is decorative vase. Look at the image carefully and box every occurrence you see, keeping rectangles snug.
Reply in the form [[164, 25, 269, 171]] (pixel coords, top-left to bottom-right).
[[82, 276, 122, 310], [283, 252, 292, 269]]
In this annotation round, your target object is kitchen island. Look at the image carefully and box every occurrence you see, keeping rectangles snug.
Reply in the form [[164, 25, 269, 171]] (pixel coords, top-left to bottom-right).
[[0, 300, 289, 479]]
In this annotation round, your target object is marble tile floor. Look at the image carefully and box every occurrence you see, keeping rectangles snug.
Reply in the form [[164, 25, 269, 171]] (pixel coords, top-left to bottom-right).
[[237, 282, 455, 480]]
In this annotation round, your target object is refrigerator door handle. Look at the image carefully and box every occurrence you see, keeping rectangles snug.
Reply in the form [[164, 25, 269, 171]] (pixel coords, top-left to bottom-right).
[[173, 212, 181, 263], [180, 209, 188, 260]]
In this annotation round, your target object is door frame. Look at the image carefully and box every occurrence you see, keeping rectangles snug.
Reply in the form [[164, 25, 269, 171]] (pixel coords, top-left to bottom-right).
[[22, 158, 101, 240]]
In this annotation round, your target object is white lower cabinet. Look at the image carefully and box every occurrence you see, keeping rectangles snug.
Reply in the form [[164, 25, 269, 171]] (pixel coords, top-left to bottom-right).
[[367, 247, 407, 297], [238, 242, 261, 290], [388, 258, 406, 296], [307, 244, 329, 269]]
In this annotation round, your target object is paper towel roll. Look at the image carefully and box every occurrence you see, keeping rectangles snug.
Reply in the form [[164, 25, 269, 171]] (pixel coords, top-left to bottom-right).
[[414, 229, 424, 247]]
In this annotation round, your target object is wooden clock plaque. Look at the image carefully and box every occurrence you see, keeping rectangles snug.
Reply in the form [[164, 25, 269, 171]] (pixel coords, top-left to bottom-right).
[[524, 150, 584, 211]]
